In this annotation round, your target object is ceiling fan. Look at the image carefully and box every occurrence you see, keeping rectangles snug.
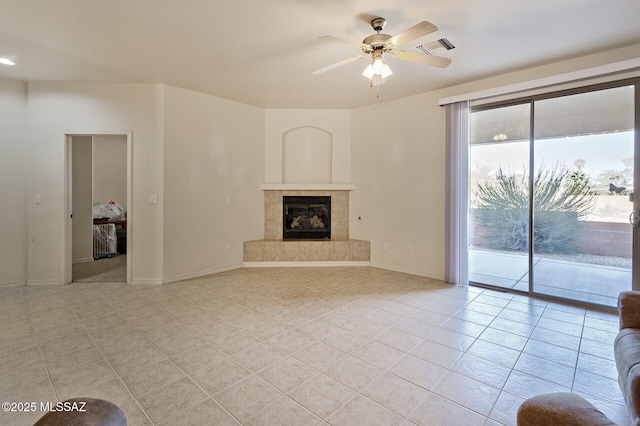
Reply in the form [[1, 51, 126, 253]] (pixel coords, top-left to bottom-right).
[[313, 17, 453, 97]]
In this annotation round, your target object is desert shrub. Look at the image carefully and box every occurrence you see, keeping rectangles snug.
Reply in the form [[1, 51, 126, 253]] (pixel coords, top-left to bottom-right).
[[472, 164, 595, 253]]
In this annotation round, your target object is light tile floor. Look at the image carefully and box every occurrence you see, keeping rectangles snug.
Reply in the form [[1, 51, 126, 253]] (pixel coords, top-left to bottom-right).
[[0, 267, 630, 425]]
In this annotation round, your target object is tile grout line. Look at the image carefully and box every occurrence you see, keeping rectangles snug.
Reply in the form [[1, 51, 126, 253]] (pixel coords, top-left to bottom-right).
[[24, 300, 62, 406], [72, 290, 155, 425]]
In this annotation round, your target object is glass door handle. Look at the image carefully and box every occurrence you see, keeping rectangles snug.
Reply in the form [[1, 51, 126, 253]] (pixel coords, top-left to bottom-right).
[[631, 211, 640, 227]]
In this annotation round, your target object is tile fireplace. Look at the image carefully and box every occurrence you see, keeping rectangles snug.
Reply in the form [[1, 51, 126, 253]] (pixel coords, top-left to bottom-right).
[[243, 187, 370, 264]]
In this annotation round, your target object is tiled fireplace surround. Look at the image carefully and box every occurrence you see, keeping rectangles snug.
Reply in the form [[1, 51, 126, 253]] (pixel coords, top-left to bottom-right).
[[243, 190, 370, 264]]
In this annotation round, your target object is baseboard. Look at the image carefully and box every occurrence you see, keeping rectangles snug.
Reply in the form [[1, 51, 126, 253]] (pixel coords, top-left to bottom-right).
[[243, 261, 370, 268], [26, 279, 61, 286], [370, 262, 443, 281], [73, 257, 94, 264], [109, 263, 435, 285], [162, 266, 239, 284], [0, 279, 27, 289], [130, 278, 163, 285]]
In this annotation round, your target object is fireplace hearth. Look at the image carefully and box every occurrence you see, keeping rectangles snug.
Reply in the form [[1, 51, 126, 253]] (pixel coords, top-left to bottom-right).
[[283, 196, 331, 240]]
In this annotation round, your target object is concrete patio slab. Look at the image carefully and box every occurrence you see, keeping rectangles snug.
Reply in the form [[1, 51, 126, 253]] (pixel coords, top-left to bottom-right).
[[469, 249, 631, 308]]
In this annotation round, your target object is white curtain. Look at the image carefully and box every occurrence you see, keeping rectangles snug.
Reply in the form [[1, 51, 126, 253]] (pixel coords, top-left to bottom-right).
[[444, 100, 469, 285]]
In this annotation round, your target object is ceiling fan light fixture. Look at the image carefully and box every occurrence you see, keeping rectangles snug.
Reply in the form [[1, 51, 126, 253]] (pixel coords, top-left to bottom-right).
[[362, 57, 392, 79]]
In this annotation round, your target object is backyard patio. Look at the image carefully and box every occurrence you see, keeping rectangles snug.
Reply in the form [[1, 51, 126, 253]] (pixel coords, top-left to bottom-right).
[[469, 249, 632, 308]]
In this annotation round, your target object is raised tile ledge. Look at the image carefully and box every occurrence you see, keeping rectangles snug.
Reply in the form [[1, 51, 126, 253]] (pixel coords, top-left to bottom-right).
[[243, 239, 370, 263]]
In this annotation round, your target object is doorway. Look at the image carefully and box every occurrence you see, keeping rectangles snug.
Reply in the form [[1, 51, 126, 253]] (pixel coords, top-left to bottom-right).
[[468, 82, 638, 308], [64, 132, 132, 284]]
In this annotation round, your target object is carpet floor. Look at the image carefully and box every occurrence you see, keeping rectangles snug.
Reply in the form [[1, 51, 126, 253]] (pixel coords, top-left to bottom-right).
[[73, 254, 126, 282]]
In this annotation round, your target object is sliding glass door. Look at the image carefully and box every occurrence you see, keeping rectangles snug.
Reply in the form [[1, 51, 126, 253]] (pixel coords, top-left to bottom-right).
[[531, 86, 635, 306], [468, 82, 637, 308], [469, 103, 531, 290]]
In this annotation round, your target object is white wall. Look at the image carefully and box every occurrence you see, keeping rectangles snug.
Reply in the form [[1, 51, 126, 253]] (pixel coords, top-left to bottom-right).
[[351, 91, 447, 278], [162, 86, 265, 282], [265, 109, 351, 183], [71, 137, 93, 263], [0, 77, 27, 287], [282, 127, 332, 184], [27, 83, 164, 284], [93, 135, 127, 210]]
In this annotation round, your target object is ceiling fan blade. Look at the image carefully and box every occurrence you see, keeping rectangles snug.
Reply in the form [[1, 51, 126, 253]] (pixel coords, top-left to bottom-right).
[[385, 21, 438, 48], [318, 35, 368, 50], [312, 55, 364, 75], [392, 50, 451, 68]]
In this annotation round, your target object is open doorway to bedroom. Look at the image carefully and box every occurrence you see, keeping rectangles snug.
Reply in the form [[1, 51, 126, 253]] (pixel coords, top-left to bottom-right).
[[66, 133, 131, 284]]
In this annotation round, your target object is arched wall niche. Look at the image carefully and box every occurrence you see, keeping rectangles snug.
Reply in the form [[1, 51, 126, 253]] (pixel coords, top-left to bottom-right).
[[282, 126, 332, 184]]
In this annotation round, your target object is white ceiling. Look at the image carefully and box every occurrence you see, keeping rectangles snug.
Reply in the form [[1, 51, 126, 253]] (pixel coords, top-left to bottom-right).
[[0, 0, 639, 109]]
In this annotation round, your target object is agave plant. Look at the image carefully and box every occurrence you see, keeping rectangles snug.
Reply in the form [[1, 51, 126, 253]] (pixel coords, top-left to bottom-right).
[[472, 164, 595, 253]]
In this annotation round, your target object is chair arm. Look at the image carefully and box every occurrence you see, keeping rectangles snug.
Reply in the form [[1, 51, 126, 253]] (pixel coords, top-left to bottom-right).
[[619, 291, 640, 330]]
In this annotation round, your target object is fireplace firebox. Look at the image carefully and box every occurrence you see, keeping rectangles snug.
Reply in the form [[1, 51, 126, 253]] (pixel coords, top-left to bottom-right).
[[283, 196, 331, 240]]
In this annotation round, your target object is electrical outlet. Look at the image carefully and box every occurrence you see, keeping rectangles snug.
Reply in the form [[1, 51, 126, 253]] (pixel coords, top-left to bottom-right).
[[408, 245, 413, 254], [226, 243, 231, 252], [383, 243, 389, 250]]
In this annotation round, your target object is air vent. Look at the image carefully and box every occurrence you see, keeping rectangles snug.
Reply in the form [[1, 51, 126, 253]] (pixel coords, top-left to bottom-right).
[[437, 38, 455, 50], [417, 37, 455, 55]]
